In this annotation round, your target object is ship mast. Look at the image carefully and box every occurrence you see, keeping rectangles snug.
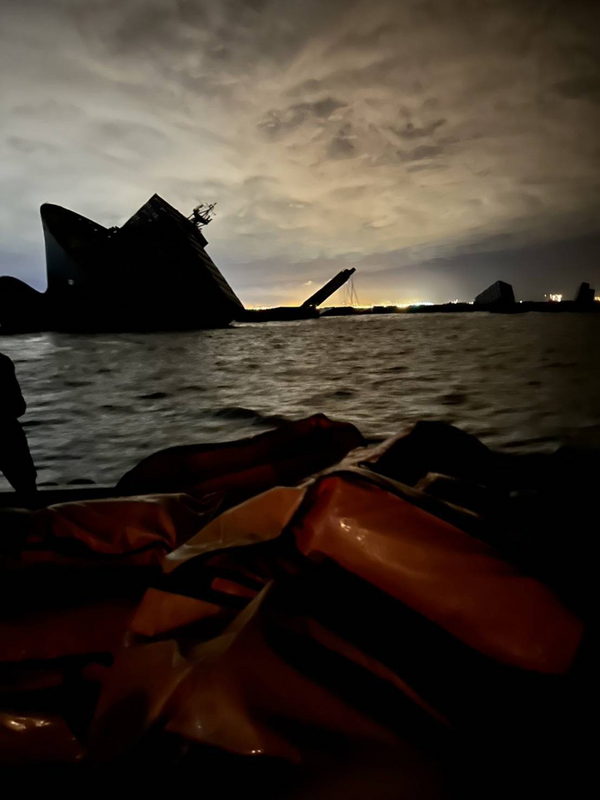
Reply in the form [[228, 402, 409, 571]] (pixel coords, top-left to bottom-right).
[[188, 202, 216, 230]]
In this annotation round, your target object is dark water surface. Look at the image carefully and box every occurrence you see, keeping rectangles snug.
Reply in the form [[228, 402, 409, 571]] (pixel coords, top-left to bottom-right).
[[2, 313, 599, 488]]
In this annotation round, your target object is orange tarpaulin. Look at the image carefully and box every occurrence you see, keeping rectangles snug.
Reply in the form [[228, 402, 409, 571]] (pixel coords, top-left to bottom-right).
[[91, 468, 584, 773], [0, 417, 589, 786]]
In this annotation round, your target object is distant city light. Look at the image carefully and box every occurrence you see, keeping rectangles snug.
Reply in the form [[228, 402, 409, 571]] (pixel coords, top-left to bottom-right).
[[544, 293, 563, 302], [595, 296, 600, 302], [412, 301, 434, 306]]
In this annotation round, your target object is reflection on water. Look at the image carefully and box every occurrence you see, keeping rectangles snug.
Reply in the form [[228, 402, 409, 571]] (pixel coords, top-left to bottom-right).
[[2, 313, 599, 487]]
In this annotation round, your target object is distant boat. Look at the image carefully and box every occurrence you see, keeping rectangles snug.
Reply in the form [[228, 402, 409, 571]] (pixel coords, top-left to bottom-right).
[[39, 194, 244, 331]]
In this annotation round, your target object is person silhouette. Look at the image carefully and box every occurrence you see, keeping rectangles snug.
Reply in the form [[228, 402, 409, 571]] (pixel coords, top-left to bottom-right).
[[0, 352, 36, 496]]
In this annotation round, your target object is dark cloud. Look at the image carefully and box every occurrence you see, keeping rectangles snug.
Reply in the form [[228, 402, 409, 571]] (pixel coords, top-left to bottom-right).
[[391, 119, 446, 139], [12, 99, 84, 120], [325, 21, 397, 56], [93, 120, 169, 156], [6, 136, 58, 155], [327, 132, 356, 159], [407, 162, 448, 173], [286, 78, 324, 98], [402, 144, 444, 162], [553, 76, 600, 102], [243, 175, 281, 187], [257, 97, 347, 137]]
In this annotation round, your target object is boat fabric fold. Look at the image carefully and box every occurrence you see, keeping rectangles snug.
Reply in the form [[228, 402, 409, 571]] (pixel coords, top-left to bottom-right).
[[0, 416, 588, 780], [90, 464, 584, 772], [117, 413, 365, 499]]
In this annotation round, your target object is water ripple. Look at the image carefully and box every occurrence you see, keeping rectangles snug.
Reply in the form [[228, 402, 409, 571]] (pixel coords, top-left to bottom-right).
[[1, 313, 599, 487]]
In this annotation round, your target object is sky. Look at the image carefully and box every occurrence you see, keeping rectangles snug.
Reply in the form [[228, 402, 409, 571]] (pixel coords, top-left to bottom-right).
[[1, 0, 599, 306]]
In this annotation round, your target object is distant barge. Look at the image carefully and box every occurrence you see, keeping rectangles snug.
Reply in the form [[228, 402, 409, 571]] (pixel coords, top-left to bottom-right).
[[325, 280, 599, 316], [405, 280, 598, 314]]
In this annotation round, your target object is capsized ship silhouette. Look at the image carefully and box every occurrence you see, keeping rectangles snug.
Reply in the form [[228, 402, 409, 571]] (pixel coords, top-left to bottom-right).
[[0, 194, 355, 333]]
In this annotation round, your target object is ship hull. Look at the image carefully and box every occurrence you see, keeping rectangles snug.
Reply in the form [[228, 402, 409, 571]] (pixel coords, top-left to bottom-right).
[[37, 196, 244, 332]]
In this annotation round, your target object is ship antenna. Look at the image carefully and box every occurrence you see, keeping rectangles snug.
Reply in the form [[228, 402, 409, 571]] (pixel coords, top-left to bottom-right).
[[189, 202, 217, 229]]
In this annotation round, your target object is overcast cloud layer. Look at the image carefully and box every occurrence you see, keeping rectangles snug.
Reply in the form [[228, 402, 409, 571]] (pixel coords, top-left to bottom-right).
[[1, 0, 599, 305]]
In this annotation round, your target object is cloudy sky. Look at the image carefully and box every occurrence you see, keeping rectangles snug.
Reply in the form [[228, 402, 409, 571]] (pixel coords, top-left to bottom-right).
[[1, 0, 599, 305]]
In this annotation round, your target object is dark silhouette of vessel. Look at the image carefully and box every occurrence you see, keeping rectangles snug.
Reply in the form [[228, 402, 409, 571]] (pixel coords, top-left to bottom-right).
[[474, 280, 516, 307], [574, 281, 595, 307], [1, 195, 244, 333], [41, 195, 244, 331]]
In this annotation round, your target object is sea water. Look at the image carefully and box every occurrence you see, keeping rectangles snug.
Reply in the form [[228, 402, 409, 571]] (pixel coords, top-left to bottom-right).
[[2, 312, 599, 488]]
